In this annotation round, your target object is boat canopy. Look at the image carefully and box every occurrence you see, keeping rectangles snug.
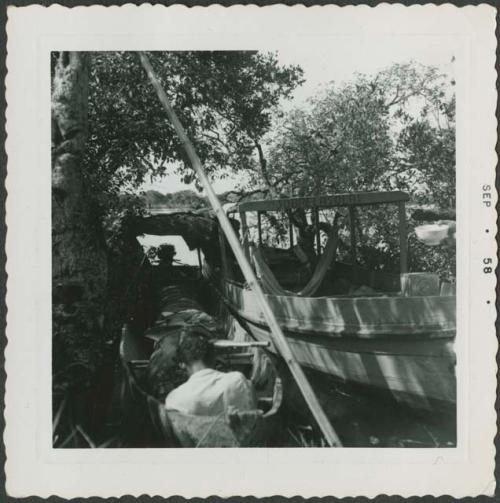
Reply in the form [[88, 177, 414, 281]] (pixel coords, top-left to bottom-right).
[[220, 190, 410, 279], [236, 191, 409, 213]]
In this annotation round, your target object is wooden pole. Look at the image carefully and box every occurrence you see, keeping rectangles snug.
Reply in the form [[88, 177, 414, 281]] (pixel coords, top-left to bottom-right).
[[348, 206, 357, 281], [348, 207, 357, 263], [314, 207, 321, 255], [139, 52, 342, 447], [239, 210, 251, 263], [398, 201, 408, 274], [257, 211, 262, 245]]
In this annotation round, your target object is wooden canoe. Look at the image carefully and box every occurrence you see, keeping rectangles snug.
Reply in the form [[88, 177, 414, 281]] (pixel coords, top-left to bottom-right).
[[119, 323, 284, 447]]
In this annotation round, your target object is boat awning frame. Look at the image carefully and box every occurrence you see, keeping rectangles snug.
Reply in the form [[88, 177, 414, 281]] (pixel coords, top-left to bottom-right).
[[233, 190, 409, 274], [235, 191, 409, 213]]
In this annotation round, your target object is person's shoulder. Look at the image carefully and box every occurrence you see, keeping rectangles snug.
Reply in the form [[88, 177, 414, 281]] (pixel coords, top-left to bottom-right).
[[224, 371, 249, 385], [165, 385, 181, 403], [165, 380, 190, 405]]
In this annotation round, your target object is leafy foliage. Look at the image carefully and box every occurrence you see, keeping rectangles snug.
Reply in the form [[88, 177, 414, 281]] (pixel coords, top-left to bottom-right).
[[143, 189, 208, 209], [84, 54, 455, 278], [249, 61, 455, 277], [85, 51, 303, 202], [259, 62, 454, 197]]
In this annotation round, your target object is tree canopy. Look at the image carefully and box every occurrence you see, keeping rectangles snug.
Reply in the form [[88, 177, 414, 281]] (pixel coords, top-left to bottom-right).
[[241, 61, 455, 277], [250, 62, 454, 202], [81, 53, 455, 277], [85, 51, 304, 203]]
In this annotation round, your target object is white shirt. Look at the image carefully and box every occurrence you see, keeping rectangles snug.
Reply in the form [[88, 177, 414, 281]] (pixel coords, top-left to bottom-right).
[[165, 368, 257, 416]]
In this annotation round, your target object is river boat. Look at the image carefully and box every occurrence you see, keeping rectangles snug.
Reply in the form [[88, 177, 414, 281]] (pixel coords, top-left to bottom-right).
[[216, 191, 456, 412], [119, 286, 284, 447]]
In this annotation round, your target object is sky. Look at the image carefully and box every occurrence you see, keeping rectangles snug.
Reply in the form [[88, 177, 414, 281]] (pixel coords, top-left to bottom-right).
[[143, 35, 457, 195]]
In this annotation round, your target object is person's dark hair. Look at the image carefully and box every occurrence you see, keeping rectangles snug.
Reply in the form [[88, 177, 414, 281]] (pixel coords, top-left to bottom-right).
[[157, 243, 176, 265], [177, 328, 214, 366]]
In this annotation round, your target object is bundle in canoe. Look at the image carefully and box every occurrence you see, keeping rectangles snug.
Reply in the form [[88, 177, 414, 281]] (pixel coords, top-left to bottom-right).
[[119, 286, 284, 447]]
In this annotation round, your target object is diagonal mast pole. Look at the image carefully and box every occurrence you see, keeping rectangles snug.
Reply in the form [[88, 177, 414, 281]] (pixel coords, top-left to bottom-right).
[[138, 52, 342, 447]]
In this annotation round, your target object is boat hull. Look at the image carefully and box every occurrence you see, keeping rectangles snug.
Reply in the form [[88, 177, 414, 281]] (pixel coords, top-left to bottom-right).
[[223, 280, 456, 411]]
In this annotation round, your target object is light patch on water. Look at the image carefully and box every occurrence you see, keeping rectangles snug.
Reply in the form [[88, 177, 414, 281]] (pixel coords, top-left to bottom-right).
[[137, 234, 202, 266]]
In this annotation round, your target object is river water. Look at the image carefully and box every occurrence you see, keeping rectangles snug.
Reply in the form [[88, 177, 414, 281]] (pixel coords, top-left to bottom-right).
[[137, 234, 201, 266], [137, 207, 203, 266]]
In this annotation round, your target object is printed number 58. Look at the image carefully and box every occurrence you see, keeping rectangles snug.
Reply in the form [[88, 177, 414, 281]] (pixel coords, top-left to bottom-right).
[[483, 258, 493, 274]]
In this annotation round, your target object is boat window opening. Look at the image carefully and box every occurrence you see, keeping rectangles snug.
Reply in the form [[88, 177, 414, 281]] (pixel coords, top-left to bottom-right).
[[318, 208, 339, 252], [348, 203, 404, 274], [243, 208, 343, 258], [240, 212, 260, 245], [225, 192, 411, 295], [261, 211, 293, 250], [240, 210, 292, 251]]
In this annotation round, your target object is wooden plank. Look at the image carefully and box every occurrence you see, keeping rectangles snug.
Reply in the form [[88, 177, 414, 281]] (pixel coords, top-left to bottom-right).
[[212, 340, 270, 348], [238, 191, 410, 213], [139, 53, 342, 447], [398, 201, 408, 274], [218, 354, 255, 364]]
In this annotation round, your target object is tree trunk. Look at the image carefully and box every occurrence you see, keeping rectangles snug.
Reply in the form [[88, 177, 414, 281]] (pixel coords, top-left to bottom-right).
[[52, 52, 108, 396]]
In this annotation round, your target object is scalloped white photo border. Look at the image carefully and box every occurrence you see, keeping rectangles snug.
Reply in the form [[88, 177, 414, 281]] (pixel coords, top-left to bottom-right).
[[4, 3, 498, 498]]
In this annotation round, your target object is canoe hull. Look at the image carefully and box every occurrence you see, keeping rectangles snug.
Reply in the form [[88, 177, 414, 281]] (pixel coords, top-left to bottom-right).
[[119, 322, 284, 447], [223, 280, 456, 411]]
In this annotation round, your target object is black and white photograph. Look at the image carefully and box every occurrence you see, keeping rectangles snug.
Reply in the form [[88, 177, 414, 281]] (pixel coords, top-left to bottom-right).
[[52, 47, 457, 449], [5, 3, 497, 498]]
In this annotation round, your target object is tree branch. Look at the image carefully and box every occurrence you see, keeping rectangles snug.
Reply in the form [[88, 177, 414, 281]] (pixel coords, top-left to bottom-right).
[[224, 188, 269, 202], [254, 140, 279, 198]]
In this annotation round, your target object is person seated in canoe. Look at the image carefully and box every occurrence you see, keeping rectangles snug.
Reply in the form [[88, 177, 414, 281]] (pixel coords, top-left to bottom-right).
[[165, 326, 257, 416], [157, 243, 176, 264]]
